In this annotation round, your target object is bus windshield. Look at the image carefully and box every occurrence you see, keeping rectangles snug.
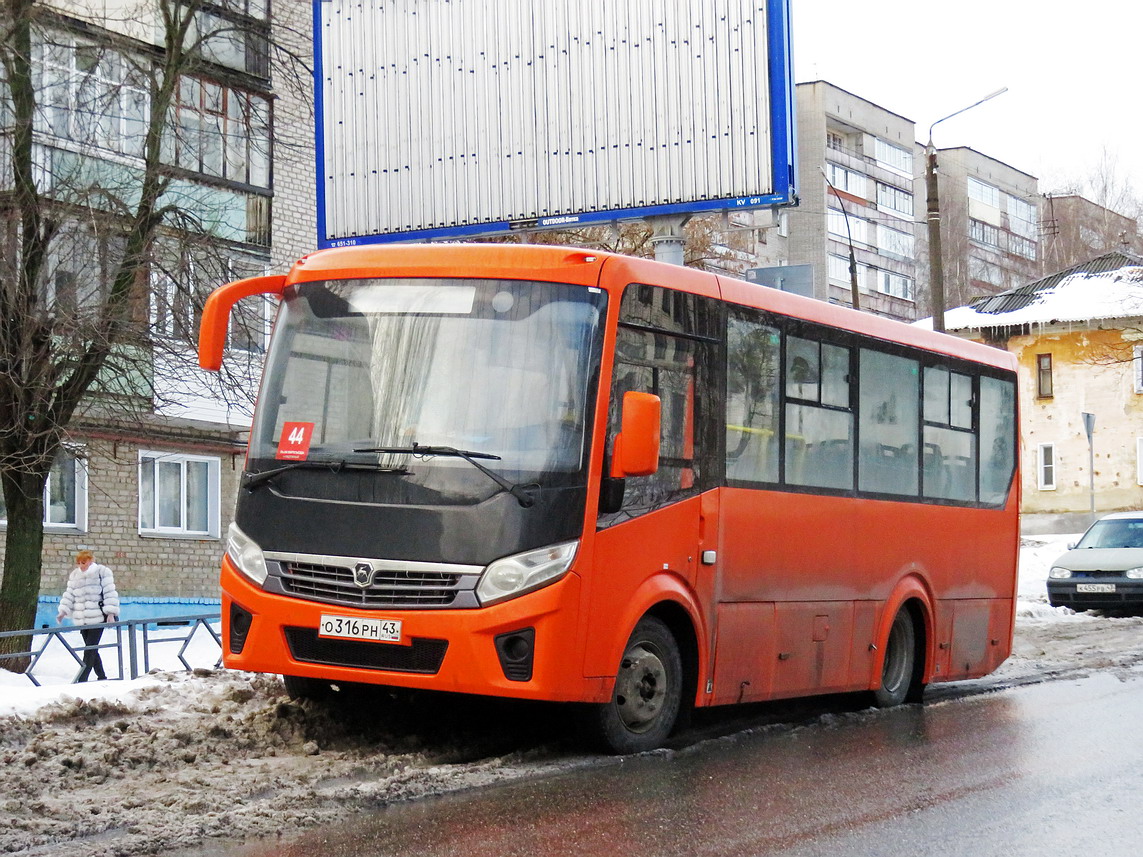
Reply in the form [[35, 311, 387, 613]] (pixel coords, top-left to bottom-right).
[[248, 277, 606, 493]]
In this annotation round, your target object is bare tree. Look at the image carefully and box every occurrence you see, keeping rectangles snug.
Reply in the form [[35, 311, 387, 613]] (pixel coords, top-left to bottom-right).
[[0, 0, 277, 665]]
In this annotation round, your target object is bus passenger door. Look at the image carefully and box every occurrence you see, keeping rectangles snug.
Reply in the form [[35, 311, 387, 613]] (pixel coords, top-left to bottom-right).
[[586, 284, 721, 686]]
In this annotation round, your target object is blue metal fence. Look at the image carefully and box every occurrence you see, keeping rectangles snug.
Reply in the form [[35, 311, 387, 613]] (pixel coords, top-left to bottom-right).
[[0, 613, 222, 686]]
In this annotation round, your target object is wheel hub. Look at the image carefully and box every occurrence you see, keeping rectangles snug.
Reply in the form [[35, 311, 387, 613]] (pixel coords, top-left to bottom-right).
[[614, 644, 667, 733]]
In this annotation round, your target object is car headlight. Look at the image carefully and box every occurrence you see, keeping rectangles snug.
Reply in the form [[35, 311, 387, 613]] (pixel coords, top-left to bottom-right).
[[1048, 567, 1073, 579], [1127, 567, 1143, 580], [226, 522, 268, 585], [477, 541, 578, 606]]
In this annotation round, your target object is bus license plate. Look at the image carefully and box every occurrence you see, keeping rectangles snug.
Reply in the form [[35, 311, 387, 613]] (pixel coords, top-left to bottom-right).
[[318, 614, 402, 643], [1076, 583, 1116, 593]]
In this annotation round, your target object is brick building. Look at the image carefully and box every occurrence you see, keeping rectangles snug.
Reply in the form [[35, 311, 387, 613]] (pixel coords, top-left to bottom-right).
[[0, 1, 314, 610]]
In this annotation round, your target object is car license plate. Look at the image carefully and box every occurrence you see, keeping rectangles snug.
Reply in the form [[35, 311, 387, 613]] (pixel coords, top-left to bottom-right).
[[318, 614, 401, 643], [1076, 583, 1116, 593]]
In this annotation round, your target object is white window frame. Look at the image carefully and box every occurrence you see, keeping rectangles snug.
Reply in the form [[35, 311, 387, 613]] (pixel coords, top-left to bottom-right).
[[1134, 345, 1143, 394], [1037, 443, 1056, 490], [138, 451, 221, 539], [0, 448, 88, 532], [825, 163, 867, 198], [1007, 196, 1037, 238], [876, 182, 913, 218], [968, 177, 1001, 208], [873, 138, 913, 176], [876, 223, 915, 260], [877, 270, 915, 302]]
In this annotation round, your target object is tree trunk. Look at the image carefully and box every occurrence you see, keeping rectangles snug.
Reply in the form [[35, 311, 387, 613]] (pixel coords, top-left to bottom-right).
[[0, 470, 48, 673]]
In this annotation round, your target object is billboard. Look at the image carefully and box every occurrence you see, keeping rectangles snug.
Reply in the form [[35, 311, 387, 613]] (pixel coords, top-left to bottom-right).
[[314, 0, 796, 247]]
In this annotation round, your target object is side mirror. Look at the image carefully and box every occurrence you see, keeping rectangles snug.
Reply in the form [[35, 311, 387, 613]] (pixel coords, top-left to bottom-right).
[[198, 274, 287, 371], [610, 392, 661, 477]]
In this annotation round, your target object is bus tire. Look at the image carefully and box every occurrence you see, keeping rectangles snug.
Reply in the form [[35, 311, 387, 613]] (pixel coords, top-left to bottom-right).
[[283, 674, 334, 702], [873, 608, 920, 708], [589, 616, 683, 754]]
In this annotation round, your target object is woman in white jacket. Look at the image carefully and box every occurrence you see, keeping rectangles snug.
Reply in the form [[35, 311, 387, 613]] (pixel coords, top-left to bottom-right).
[[57, 550, 121, 681]]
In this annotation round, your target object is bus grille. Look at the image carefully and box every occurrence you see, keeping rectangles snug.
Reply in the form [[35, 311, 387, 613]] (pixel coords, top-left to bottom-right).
[[279, 561, 462, 607], [285, 627, 448, 674]]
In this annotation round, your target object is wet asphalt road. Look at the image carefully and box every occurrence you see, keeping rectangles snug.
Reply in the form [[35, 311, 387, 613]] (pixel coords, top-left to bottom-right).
[[211, 668, 1143, 857]]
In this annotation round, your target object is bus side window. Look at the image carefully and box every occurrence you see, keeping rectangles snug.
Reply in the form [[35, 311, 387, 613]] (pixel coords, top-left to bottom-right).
[[857, 348, 919, 496], [726, 314, 780, 483], [785, 336, 854, 491], [599, 285, 721, 525]]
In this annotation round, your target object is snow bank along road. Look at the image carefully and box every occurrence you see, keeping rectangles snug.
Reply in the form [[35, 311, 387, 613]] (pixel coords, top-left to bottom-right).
[[2, 535, 1142, 857]]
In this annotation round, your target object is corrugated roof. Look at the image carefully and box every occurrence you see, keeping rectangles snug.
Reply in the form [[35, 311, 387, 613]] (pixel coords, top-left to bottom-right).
[[971, 252, 1143, 315]]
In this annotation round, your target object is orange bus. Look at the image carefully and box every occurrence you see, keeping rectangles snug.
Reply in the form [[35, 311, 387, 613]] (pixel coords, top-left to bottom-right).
[[199, 243, 1019, 753]]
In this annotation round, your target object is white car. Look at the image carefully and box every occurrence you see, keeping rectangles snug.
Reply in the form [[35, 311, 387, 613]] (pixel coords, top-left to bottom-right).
[[1047, 511, 1143, 610]]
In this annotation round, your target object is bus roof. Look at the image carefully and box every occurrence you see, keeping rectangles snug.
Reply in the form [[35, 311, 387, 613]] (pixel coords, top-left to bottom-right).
[[286, 244, 1015, 373]]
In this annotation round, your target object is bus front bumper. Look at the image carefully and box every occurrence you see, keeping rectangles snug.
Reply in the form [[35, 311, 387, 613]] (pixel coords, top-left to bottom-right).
[[219, 556, 605, 702]]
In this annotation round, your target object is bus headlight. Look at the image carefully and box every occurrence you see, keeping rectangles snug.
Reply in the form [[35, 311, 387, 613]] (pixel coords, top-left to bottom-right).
[[1126, 567, 1143, 579], [226, 523, 268, 586], [477, 541, 578, 606], [1048, 567, 1072, 579]]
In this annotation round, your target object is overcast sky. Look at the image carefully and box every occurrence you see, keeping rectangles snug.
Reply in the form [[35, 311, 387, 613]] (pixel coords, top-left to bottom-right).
[[791, 0, 1143, 199]]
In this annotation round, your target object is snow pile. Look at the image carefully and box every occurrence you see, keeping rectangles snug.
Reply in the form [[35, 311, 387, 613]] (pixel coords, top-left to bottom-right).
[[1, 534, 1141, 857]]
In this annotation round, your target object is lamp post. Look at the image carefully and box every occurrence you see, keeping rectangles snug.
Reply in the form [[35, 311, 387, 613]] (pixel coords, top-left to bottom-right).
[[821, 167, 860, 311], [925, 87, 1007, 332]]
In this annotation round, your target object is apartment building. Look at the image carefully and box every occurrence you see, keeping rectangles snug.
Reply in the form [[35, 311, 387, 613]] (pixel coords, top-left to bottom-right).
[[1041, 193, 1143, 272], [0, 1, 313, 607], [923, 147, 1040, 309], [781, 81, 921, 321]]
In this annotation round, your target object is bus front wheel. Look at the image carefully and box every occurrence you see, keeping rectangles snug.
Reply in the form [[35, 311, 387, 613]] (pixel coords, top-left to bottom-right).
[[589, 616, 683, 754], [873, 608, 922, 707]]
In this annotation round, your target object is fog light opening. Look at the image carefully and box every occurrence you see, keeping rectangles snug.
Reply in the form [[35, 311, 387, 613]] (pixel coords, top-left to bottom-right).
[[494, 628, 536, 682]]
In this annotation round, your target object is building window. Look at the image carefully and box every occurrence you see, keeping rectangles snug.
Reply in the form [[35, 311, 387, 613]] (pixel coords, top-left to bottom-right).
[[827, 208, 866, 245], [876, 224, 914, 260], [876, 182, 913, 218], [1036, 354, 1053, 398], [877, 270, 915, 301], [825, 163, 867, 198], [0, 450, 88, 530], [169, 77, 271, 188], [1010, 235, 1037, 261], [828, 254, 850, 284], [139, 452, 221, 538], [970, 219, 1001, 248], [1038, 443, 1056, 490], [827, 131, 846, 152], [35, 36, 149, 157], [873, 138, 913, 175], [1134, 346, 1143, 394], [1007, 196, 1037, 238], [968, 177, 1001, 208], [151, 252, 269, 350]]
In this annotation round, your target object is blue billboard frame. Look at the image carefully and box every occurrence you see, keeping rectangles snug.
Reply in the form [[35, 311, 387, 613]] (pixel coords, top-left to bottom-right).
[[313, 0, 797, 249]]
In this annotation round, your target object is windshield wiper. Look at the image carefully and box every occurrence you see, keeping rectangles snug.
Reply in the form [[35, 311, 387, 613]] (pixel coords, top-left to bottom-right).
[[355, 444, 539, 508], [243, 459, 408, 491]]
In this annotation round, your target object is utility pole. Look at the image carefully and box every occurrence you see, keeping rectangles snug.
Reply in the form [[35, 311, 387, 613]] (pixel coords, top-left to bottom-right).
[[925, 87, 1008, 332]]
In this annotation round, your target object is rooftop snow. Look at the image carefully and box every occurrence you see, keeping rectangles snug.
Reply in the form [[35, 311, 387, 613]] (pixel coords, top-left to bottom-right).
[[916, 263, 1143, 332]]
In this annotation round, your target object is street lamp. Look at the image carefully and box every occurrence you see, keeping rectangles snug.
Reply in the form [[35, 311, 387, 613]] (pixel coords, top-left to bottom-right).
[[925, 87, 1008, 332], [821, 167, 860, 311]]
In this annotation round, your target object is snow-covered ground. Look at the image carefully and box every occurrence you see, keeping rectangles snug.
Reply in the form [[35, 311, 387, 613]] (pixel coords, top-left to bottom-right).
[[3, 534, 1142, 857]]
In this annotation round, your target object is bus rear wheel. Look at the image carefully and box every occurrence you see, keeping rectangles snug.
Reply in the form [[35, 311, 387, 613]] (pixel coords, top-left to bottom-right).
[[589, 617, 683, 754], [873, 608, 922, 707]]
